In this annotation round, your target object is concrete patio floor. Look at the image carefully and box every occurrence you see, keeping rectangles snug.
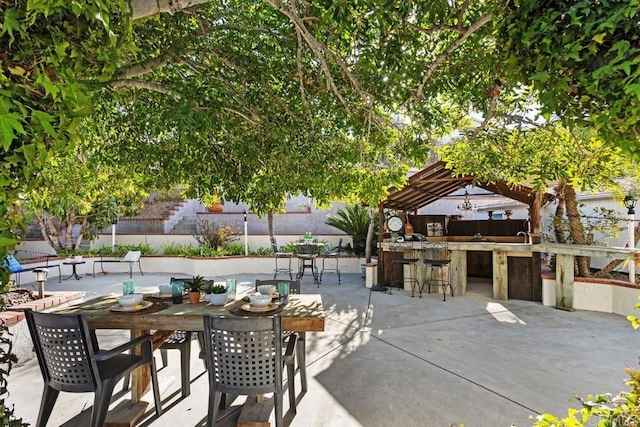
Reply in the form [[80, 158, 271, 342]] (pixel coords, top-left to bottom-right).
[[6, 270, 640, 427]]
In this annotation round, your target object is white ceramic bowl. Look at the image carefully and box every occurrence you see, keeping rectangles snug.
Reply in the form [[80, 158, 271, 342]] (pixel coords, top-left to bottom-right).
[[250, 294, 272, 308], [257, 285, 276, 296], [118, 293, 143, 308], [158, 285, 172, 295]]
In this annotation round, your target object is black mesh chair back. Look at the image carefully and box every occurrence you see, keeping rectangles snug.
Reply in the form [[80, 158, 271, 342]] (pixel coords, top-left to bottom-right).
[[296, 244, 318, 256], [29, 312, 98, 393], [26, 310, 162, 427], [254, 278, 305, 400], [202, 315, 288, 427]]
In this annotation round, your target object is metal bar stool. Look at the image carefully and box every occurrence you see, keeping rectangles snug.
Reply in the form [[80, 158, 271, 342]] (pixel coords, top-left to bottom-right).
[[296, 243, 320, 286], [320, 238, 343, 285], [271, 236, 293, 279], [390, 242, 420, 295], [421, 241, 453, 301]]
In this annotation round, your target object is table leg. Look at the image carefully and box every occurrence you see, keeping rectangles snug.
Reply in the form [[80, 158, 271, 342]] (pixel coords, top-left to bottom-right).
[[131, 329, 152, 402], [297, 332, 307, 391]]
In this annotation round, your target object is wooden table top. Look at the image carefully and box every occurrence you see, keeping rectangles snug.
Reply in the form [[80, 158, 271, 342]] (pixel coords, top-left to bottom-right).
[[54, 293, 325, 333]]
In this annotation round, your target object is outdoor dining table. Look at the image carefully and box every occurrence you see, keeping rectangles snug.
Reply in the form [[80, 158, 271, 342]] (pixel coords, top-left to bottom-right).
[[53, 292, 325, 426]]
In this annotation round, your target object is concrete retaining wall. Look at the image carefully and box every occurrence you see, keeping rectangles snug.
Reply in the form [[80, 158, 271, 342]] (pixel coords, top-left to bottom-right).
[[542, 274, 640, 317]]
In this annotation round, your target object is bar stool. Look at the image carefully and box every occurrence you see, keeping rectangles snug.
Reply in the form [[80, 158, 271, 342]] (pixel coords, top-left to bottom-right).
[[421, 242, 453, 301], [320, 238, 343, 285], [271, 236, 293, 279], [390, 242, 420, 295], [296, 242, 319, 286]]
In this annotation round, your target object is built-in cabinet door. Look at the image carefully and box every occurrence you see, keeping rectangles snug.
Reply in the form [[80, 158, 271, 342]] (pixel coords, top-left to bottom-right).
[[507, 254, 542, 301], [382, 251, 405, 288]]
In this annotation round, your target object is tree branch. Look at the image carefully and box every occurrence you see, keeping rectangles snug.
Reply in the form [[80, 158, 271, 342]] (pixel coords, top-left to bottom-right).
[[221, 107, 260, 126], [266, 0, 350, 111], [404, 20, 465, 35], [130, 0, 211, 20], [109, 79, 182, 101], [296, 27, 307, 105], [414, 13, 493, 101]]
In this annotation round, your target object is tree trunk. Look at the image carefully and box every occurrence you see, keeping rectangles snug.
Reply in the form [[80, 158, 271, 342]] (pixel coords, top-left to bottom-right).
[[529, 190, 543, 234], [64, 208, 76, 251], [36, 213, 58, 251], [364, 209, 374, 264], [595, 220, 640, 278], [74, 216, 88, 251], [267, 211, 274, 243], [564, 185, 590, 277], [553, 182, 566, 244]]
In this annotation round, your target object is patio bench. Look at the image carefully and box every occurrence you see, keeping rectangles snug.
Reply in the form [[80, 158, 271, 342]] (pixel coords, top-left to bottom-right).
[[5, 251, 62, 286], [92, 250, 143, 278]]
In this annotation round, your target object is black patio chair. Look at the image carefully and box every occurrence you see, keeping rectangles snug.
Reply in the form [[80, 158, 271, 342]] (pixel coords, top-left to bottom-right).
[[201, 315, 296, 427], [25, 310, 162, 427]]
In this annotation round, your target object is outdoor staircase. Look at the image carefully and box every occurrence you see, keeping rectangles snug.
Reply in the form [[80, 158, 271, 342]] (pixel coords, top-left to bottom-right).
[[170, 216, 198, 234]]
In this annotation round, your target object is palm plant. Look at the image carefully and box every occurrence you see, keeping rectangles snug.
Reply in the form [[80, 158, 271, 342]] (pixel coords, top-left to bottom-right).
[[325, 205, 373, 257]]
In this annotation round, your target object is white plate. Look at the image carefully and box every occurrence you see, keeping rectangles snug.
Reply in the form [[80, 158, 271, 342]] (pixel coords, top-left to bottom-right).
[[153, 292, 173, 299], [240, 303, 279, 313], [110, 300, 153, 312]]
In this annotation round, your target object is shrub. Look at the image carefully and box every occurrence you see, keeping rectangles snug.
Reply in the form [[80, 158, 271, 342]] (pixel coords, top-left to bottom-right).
[[325, 205, 374, 257], [160, 242, 200, 256], [194, 219, 239, 249]]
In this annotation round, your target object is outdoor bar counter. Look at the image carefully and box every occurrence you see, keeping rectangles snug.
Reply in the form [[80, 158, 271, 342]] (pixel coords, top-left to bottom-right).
[[379, 238, 538, 300]]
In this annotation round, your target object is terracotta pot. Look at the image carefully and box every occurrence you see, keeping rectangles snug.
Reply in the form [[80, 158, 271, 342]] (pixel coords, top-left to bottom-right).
[[208, 203, 224, 213], [188, 291, 201, 304]]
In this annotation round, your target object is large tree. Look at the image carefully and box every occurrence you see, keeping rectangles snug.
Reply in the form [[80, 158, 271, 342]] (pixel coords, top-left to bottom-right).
[[440, 123, 640, 277], [2, 0, 638, 257]]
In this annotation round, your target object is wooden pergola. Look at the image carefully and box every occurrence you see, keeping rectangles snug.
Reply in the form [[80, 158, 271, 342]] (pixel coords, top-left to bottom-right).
[[379, 161, 553, 233]]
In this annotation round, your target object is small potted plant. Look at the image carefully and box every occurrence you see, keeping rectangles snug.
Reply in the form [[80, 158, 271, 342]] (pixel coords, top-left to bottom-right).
[[188, 275, 205, 304], [206, 283, 227, 306]]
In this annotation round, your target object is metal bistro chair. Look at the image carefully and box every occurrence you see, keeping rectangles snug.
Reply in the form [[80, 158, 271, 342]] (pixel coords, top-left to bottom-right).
[[296, 243, 320, 287], [421, 241, 453, 301], [390, 241, 420, 296], [320, 238, 344, 285], [255, 279, 307, 393], [25, 310, 162, 427], [271, 236, 293, 279], [201, 315, 296, 427]]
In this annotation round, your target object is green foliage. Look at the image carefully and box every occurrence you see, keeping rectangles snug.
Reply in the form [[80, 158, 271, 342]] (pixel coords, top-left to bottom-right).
[[160, 242, 199, 256], [546, 206, 627, 245], [0, 0, 133, 258], [91, 244, 154, 256], [23, 139, 149, 251], [440, 125, 634, 194], [0, 279, 27, 427], [206, 283, 227, 294], [498, 0, 640, 153], [225, 243, 246, 256], [325, 205, 372, 257], [250, 247, 272, 256], [188, 275, 205, 292], [194, 219, 239, 249]]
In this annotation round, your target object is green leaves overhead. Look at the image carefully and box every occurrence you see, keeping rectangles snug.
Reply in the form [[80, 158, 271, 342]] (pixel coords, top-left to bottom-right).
[[498, 0, 640, 153]]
